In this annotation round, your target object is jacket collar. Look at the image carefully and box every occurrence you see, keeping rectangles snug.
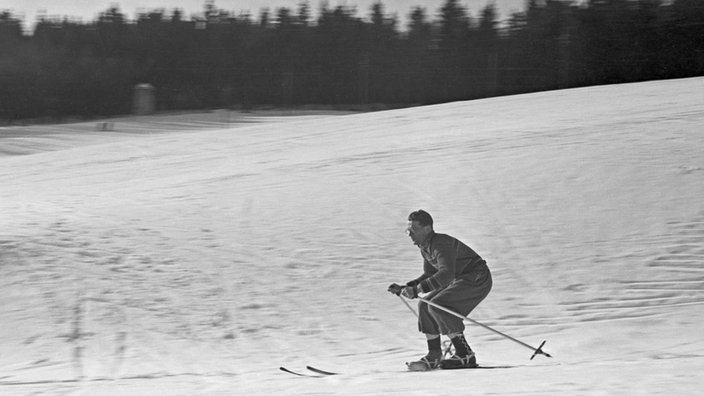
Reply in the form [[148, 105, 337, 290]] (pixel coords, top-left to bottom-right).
[[418, 231, 436, 249]]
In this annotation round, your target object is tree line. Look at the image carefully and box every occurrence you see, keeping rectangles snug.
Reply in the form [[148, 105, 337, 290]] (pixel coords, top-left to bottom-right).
[[0, 0, 702, 122]]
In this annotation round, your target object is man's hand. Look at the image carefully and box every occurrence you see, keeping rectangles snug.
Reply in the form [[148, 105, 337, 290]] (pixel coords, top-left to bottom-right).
[[387, 283, 404, 296], [401, 285, 418, 299]]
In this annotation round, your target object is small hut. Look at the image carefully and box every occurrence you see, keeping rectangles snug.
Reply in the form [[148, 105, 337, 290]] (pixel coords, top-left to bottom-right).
[[132, 83, 156, 115]]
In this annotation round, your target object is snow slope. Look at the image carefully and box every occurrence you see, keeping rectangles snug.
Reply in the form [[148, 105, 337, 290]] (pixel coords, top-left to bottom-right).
[[1, 78, 703, 395]]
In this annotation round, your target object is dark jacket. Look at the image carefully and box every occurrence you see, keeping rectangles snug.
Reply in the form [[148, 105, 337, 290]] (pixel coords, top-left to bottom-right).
[[412, 232, 488, 293]]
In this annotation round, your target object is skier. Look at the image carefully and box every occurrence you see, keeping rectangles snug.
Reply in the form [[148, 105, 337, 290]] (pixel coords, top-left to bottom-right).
[[388, 209, 492, 370]]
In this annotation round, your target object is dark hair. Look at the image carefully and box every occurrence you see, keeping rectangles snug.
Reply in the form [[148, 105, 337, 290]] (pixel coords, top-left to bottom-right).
[[408, 210, 433, 227]]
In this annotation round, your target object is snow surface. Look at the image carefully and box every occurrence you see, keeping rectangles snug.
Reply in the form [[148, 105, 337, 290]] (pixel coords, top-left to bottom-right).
[[1, 78, 703, 395]]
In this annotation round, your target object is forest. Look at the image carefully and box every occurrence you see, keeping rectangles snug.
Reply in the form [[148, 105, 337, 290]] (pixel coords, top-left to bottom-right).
[[0, 0, 702, 122]]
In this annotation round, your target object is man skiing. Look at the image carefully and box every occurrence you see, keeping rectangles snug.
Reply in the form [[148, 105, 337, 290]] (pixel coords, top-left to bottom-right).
[[388, 210, 492, 370]]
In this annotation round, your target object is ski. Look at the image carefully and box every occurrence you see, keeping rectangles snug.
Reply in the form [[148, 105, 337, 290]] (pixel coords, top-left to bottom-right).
[[280, 366, 339, 377], [406, 362, 514, 372], [443, 364, 514, 370], [283, 362, 514, 377], [306, 365, 339, 375], [279, 366, 321, 377]]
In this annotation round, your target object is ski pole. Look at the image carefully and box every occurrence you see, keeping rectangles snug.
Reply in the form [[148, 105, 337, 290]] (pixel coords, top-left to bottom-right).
[[397, 295, 419, 318], [411, 296, 552, 360]]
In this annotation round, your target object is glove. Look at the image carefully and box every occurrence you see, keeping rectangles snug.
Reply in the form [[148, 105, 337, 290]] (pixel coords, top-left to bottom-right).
[[387, 283, 404, 296], [401, 285, 418, 299]]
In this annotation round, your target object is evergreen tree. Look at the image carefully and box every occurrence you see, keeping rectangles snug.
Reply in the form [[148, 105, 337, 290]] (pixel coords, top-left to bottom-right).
[[1, 0, 703, 122]]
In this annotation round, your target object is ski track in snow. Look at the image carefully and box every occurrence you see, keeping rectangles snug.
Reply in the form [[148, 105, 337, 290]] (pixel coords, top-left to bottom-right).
[[1, 78, 703, 395]]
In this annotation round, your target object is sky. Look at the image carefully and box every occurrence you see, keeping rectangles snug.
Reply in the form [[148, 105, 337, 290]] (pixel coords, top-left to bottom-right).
[[1, 0, 529, 30]]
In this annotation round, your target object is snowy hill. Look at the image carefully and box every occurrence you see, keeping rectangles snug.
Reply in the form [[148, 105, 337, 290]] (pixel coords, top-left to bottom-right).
[[1, 78, 703, 395]]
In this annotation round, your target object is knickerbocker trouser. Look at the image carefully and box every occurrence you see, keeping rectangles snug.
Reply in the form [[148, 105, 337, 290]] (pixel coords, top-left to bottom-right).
[[417, 267, 492, 335]]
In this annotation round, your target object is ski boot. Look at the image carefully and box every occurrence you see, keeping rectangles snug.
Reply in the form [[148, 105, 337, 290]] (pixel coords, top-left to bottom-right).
[[407, 351, 442, 371], [440, 334, 478, 369]]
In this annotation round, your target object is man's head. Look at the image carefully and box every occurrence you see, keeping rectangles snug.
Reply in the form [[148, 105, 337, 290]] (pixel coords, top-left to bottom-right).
[[406, 210, 434, 245]]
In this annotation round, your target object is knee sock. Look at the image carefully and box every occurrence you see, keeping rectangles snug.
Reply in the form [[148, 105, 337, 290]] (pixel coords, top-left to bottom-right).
[[427, 336, 441, 355]]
